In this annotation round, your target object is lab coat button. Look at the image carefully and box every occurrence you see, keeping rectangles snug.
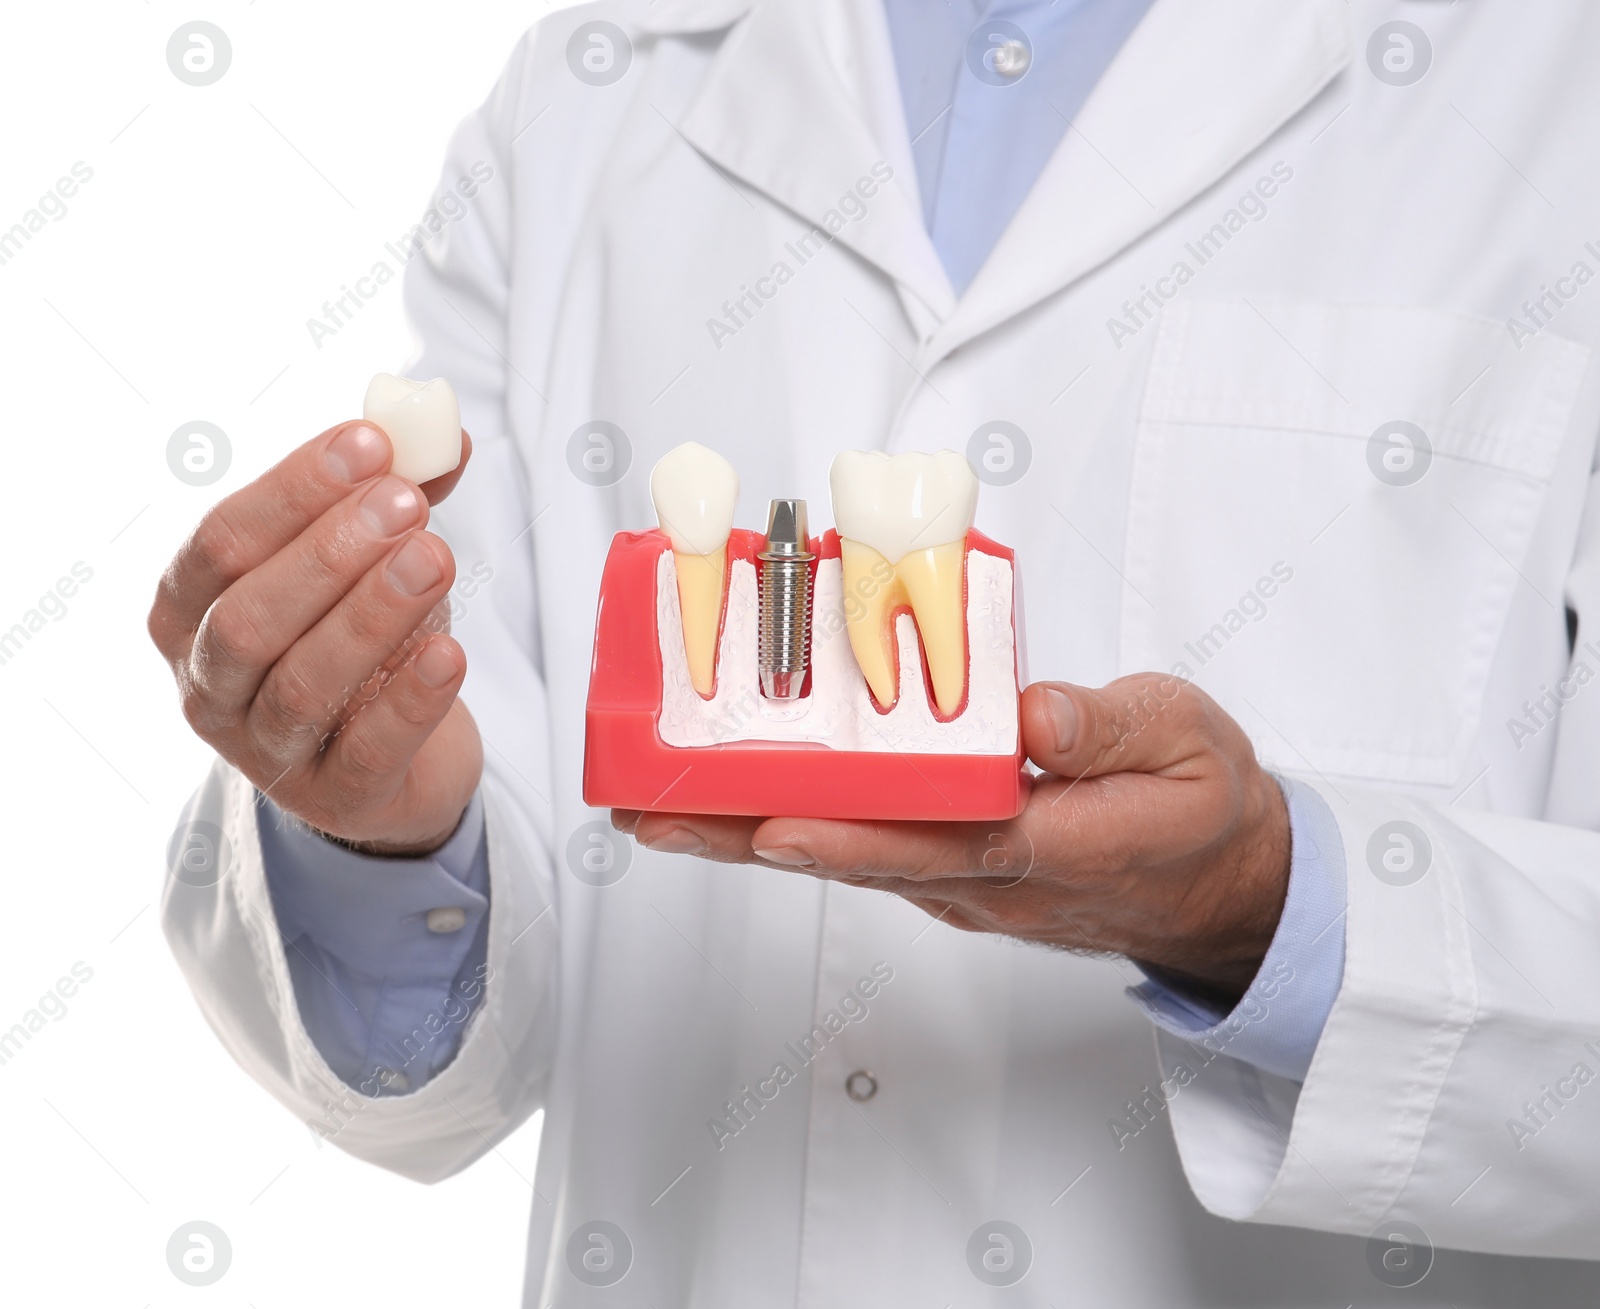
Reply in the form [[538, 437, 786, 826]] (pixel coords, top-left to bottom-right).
[[426, 906, 467, 934], [845, 1070, 878, 1102]]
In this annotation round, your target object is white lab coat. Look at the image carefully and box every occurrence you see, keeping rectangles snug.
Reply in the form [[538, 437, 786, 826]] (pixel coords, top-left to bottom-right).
[[163, 0, 1600, 1302]]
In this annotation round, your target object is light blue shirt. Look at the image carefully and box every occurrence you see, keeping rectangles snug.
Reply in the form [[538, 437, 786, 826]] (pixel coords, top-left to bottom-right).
[[259, 0, 1347, 1097], [883, 0, 1158, 292], [259, 793, 490, 1095]]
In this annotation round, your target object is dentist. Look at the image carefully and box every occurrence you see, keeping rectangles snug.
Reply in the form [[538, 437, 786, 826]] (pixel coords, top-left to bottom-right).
[[154, 0, 1600, 1303]]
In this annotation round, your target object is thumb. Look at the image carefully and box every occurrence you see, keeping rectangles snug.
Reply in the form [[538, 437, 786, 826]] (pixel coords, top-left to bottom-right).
[[1021, 674, 1201, 780]]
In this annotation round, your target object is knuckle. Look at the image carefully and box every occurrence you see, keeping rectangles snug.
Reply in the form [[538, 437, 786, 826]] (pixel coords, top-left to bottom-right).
[[1177, 686, 1221, 741], [197, 600, 267, 669], [355, 609, 407, 657], [256, 663, 327, 734], [1102, 675, 1189, 750], [342, 589, 409, 652], [304, 517, 365, 590], [189, 512, 252, 583], [178, 681, 227, 738], [1094, 700, 1136, 754]]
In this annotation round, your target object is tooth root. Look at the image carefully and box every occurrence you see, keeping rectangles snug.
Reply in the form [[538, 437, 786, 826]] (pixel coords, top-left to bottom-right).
[[841, 539, 907, 709], [674, 545, 726, 697], [896, 541, 967, 717], [841, 539, 968, 716]]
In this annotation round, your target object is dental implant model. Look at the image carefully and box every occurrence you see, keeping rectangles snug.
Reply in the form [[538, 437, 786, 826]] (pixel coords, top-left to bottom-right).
[[583, 443, 1026, 821], [758, 500, 815, 701]]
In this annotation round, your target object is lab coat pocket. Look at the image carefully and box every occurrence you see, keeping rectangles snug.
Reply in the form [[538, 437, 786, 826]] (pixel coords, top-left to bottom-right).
[[1120, 299, 1589, 785]]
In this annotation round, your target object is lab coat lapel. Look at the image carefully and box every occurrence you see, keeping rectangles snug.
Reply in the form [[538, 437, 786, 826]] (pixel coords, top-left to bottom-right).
[[637, 0, 753, 36], [934, 0, 1350, 358], [663, 0, 954, 321]]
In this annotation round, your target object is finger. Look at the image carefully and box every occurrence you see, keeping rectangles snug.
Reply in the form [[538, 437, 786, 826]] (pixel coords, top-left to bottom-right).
[[748, 817, 1019, 881], [313, 635, 478, 839], [151, 421, 394, 654], [631, 810, 766, 862], [1020, 674, 1218, 781], [185, 476, 429, 724], [247, 530, 458, 760], [1024, 767, 1212, 868], [417, 429, 473, 504]]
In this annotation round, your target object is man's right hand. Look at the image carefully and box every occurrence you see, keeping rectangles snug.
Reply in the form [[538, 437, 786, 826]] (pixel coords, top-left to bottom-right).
[[149, 420, 483, 856]]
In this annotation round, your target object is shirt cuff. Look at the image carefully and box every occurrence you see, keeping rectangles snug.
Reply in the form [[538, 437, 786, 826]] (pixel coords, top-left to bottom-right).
[[259, 794, 488, 979], [1126, 777, 1347, 1083], [257, 792, 491, 1095]]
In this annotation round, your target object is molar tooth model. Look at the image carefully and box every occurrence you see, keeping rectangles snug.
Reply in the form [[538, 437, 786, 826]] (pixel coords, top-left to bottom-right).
[[363, 373, 462, 483], [583, 443, 1027, 820], [832, 449, 977, 719]]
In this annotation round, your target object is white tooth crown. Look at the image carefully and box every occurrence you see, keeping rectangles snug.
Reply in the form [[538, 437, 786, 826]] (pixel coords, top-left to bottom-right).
[[651, 442, 740, 697], [363, 373, 462, 484], [650, 442, 739, 554], [829, 449, 978, 717], [829, 450, 978, 562]]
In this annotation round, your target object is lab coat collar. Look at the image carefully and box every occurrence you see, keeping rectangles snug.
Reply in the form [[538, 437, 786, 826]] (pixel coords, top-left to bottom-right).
[[653, 0, 1347, 352], [668, 0, 956, 323], [937, 0, 1351, 356], [637, 0, 753, 37]]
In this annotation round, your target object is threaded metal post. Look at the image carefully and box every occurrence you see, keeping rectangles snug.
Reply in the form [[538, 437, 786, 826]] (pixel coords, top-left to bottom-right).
[[758, 499, 815, 701]]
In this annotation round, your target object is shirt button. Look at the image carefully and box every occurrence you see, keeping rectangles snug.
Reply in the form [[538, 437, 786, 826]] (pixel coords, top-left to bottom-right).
[[374, 1066, 409, 1094], [991, 39, 1031, 79], [426, 906, 467, 934], [844, 1070, 878, 1102]]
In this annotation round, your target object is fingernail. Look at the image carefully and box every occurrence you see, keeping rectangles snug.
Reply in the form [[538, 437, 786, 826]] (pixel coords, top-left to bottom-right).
[[1043, 686, 1077, 753], [387, 535, 443, 596], [414, 639, 459, 687], [326, 424, 390, 483], [641, 826, 707, 856], [361, 476, 423, 536], [753, 844, 817, 869]]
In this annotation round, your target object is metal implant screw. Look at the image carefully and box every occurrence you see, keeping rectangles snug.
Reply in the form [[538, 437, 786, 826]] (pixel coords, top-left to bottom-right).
[[758, 498, 815, 701]]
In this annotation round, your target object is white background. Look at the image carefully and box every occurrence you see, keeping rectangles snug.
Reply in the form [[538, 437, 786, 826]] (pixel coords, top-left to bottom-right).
[[0, 3, 572, 1302]]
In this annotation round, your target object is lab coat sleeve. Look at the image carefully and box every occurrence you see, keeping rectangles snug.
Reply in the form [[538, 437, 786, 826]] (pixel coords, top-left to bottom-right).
[[1160, 471, 1600, 1259], [161, 33, 560, 1186]]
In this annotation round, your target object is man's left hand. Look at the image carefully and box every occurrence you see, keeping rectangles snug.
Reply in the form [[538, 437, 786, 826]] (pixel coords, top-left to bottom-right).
[[614, 674, 1291, 1008]]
